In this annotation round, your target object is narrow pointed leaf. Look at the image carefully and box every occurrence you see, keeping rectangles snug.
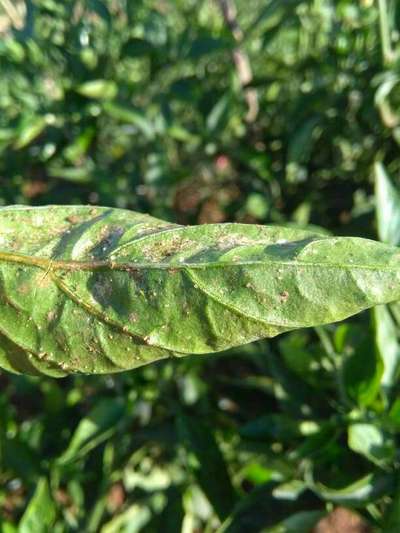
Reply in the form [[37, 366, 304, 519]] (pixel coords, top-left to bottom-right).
[[1, 205, 400, 376], [309, 473, 394, 506], [375, 162, 400, 246], [374, 305, 400, 393], [19, 478, 56, 533]]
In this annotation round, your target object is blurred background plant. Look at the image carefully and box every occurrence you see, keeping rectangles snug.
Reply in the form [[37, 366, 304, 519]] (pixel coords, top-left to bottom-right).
[[1, 0, 400, 531]]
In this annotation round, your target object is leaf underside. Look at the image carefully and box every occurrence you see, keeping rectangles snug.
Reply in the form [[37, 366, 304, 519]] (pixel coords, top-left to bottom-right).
[[0, 205, 399, 377]]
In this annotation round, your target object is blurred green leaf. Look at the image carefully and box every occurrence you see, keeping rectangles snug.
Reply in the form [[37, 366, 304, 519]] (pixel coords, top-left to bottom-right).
[[177, 414, 237, 521], [287, 115, 321, 166], [14, 116, 47, 149], [58, 398, 125, 464], [263, 510, 325, 533], [374, 305, 400, 396], [19, 478, 56, 533], [383, 478, 400, 532], [375, 75, 400, 129], [48, 164, 94, 183], [245, 193, 269, 219], [217, 483, 320, 533], [101, 504, 151, 533], [88, 0, 111, 25], [77, 80, 117, 100], [240, 414, 300, 441], [310, 473, 394, 506], [341, 328, 384, 407], [103, 102, 154, 138], [206, 93, 232, 133], [121, 38, 154, 57], [272, 480, 306, 500], [375, 162, 400, 245], [188, 37, 229, 59], [348, 422, 395, 466]]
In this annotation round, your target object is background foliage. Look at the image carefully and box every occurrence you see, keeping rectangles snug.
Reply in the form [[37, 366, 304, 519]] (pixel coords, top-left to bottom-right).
[[1, 0, 400, 531]]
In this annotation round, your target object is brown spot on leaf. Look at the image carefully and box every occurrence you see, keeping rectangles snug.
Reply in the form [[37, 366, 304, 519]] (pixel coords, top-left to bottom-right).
[[66, 215, 81, 224], [279, 290, 289, 302], [17, 282, 30, 295], [47, 310, 57, 322]]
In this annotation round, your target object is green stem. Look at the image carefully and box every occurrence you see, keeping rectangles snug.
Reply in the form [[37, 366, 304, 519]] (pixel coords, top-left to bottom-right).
[[378, 0, 394, 66]]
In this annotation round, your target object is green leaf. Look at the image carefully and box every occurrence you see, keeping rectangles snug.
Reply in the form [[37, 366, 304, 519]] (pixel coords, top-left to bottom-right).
[[76, 80, 117, 100], [19, 478, 56, 533], [217, 482, 320, 533], [101, 503, 152, 533], [206, 93, 232, 133], [272, 480, 306, 500], [309, 473, 394, 506], [103, 102, 154, 139], [340, 328, 383, 407], [14, 116, 47, 149], [263, 510, 325, 533], [375, 75, 400, 129], [245, 0, 302, 39], [287, 115, 321, 165], [1, 205, 400, 376], [374, 305, 400, 394], [240, 414, 300, 441], [58, 398, 125, 464], [383, 478, 400, 531], [88, 0, 111, 25], [188, 36, 229, 59], [48, 164, 94, 183], [177, 414, 237, 520], [121, 37, 154, 57], [348, 422, 395, 466], [375, 162, 400, 246]]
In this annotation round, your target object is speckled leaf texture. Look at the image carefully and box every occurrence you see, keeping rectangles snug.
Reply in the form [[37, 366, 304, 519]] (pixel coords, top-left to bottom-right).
[[0, 205, 400, 377]]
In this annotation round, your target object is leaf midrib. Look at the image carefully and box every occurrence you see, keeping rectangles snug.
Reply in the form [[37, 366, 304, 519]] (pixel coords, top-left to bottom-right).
[[0, 250, 398, 273]]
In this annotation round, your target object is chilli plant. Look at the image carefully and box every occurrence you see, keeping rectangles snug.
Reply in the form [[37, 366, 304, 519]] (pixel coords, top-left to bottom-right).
[[3, 0, 400, 532], [0, 163, 400, 533]]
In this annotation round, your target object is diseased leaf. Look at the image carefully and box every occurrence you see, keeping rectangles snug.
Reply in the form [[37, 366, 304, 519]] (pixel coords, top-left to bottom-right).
[[0, 205, 400, 376]]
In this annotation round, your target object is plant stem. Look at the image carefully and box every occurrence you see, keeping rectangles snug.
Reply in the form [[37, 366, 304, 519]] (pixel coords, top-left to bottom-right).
[[378, 0, 394, 66], [216, 0, 259, 122]]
